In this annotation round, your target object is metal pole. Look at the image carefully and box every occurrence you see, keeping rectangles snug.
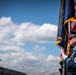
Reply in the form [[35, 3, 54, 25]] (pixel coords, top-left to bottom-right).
[[62, 61, 66, 75]]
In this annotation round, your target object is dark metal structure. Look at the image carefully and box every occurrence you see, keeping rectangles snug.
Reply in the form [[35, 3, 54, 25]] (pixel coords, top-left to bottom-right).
[[0, 67, 26, 75]]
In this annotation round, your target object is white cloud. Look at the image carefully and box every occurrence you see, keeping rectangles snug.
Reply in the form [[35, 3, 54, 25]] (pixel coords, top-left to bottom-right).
[[0, 52, 60, 75], [0, 17, 58, 44], [0, 17, 59, 75], [12, 22, 57, 44], [33, 45, 46, 52], [0, 17, 12, 26], [46, 55, 59, 61]]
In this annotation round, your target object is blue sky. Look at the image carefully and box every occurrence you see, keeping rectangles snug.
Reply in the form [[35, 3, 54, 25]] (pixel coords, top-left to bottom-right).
[[0, 0, 61, 75], [0, 0, 60, 25]]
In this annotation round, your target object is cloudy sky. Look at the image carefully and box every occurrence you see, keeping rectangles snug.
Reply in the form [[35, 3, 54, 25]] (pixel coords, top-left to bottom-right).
[[0, 0, 61, 75]]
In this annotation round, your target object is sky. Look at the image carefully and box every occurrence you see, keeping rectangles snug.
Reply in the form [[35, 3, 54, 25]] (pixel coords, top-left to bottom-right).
[[0, 0, 61, 75]]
